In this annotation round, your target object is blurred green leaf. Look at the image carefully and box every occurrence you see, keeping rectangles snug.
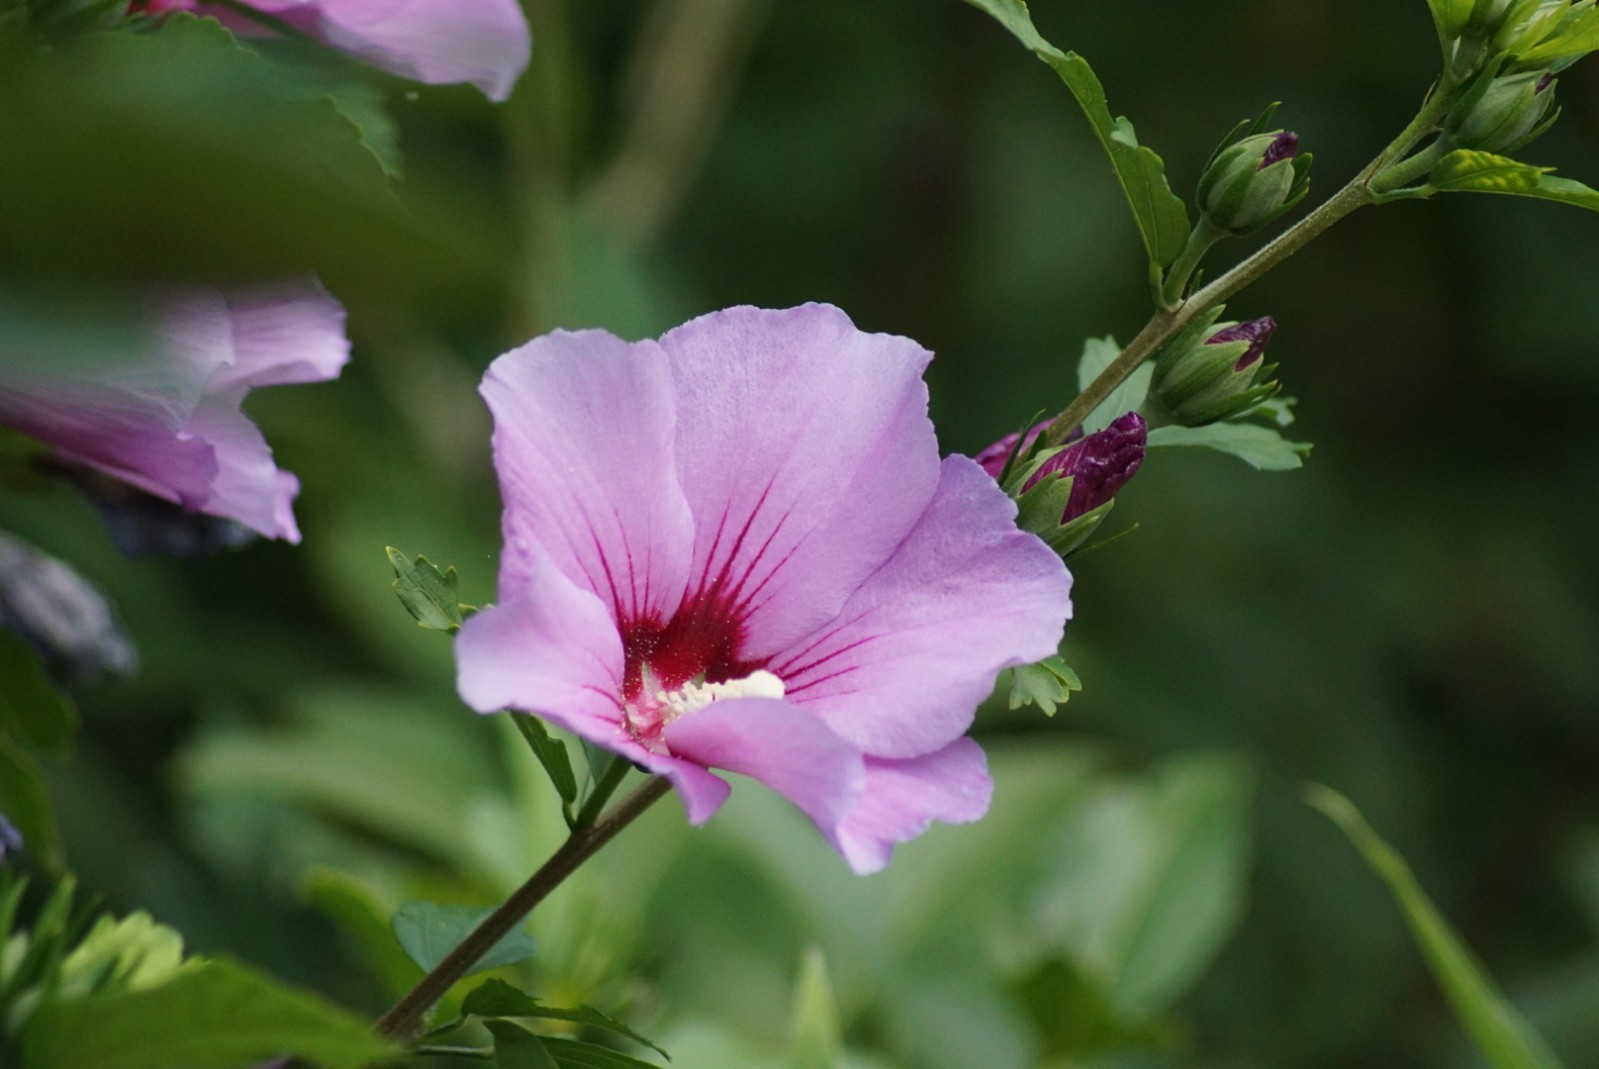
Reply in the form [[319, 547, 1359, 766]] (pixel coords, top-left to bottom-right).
[[489, 1020, 563, 1069], [961, 0, 1190, 268], [303, 868, 423, 997], [0, 632, 77, 752], [1007, 656, 1082, 716], [0, 733, 60, 869], [1514, 9, 1599, 66], [392, 901, 537, 976], [513, 715, 580, 810], [21, 956, 395, 1069], [387, 547, 466, 632], [1147, 422, 1312, 471], [789, 948, 843, 1069], [1428, 150, 1599, 210], [1031, 753, 1255, 1018], [1308, 785, 1566, 1069], [0, 14, 499, 300], [464, 978, 669, 1059], [543, 1036, 665, 1068], [1078, 335, 1152, 434]]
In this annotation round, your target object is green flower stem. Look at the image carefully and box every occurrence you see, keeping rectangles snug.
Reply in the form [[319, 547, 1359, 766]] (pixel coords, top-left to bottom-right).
[[1044, 82, 1458, 446], [1158, 216, 1227, 310], [374, 775, 673, 1044], [574, 754, 634, 830]]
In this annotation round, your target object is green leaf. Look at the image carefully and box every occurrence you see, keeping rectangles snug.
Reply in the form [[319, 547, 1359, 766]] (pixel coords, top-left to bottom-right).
[[489, 1021, 562, 1069], [543, 1037, 665, 1069], [392, 902, 537, 977], [0, 633, 77, 752], [1428, 149, 1599, 211], [0, 733, 61, 869], [1307, 786, 1566, 1069], [961, 0, 1190, 268], [387, 547, 466, 632], [512, 715, 580, 808], [464, 979, 669, 1060], [1147, 422, 1312, 471], [1031, 754, 1255, 1018], [1077, 335, 1152, 434], [1514, 8, 1599, 66], [1007, 656, 1083, 716], [21, 957, 395, 1069], [788, 948, 843, 1069]]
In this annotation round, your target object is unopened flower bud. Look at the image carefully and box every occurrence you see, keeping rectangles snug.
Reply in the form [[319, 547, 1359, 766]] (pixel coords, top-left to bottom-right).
[[1005, 413, 1148, 556], [1151, 314, 1281, 426], [0, 814, 21, 865], [1197, 131, 1306, 235], [1444, 70, 1558, 153], [0, 530, 137, 688]]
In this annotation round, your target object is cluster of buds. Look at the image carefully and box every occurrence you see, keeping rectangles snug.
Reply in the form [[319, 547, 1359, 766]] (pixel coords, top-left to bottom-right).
[[1431, 0, 1599, 154], [1146, 308, 1281, 427], [1196, 126, 1312, 237], [977, 413, 1147, 557]]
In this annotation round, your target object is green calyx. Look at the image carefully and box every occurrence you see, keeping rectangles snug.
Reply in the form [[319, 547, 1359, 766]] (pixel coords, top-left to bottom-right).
[[1148, 307, 1283, 427], [1195, 132, 1311, 236]]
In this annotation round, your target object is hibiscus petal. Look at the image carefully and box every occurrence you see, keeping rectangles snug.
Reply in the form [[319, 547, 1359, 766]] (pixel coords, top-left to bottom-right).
[[773, 455, 1070, 759], [249, 0, 531, 102], [455, 548, 626, 741], [183, 386, 301, 540], [836, 738, 993, 875], [664, 697, 866, 841], [481, 330, 696, 625], [659, 304, 941, 658], [205, 279, 351, 390]]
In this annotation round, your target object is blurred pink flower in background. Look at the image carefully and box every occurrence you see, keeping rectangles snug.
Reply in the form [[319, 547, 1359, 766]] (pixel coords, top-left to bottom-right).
[[135, 0, 532, 102], [0, 278, 349, 544], [456, 305, 1072, 873]]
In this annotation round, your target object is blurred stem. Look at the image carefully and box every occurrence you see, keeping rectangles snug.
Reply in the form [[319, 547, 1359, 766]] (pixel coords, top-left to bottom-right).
[[373, 775, 672, 1043], [573, 754, 632, 829], [1044, 82, 1457, 446], [583, 0, 773, 247]]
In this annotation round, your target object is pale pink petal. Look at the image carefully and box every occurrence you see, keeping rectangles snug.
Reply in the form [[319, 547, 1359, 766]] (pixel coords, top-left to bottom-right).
[[836, 738, 993, 875], [183, 386, 300, 539], [244, 0, 531, 102], [660, 305, 941, 659], [456, 547, 626, 739], [206, 279, 350, 390], [481, 330, 695, 624], [632, 751, 733, 825], [664, 698, 866, 840], [772, 456, 1070, 759]]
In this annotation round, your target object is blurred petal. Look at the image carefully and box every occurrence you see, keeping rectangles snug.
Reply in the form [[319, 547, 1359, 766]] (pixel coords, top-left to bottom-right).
[[660, 305, 941, 658], [202, 279, 350, 390], [774, 456, 1070, 759], [481, 330, 696, 624], [836, 738, 992, 875]]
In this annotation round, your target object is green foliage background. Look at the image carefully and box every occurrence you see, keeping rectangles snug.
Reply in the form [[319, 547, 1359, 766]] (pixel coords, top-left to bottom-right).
[[4, 1, 1599, 1066]]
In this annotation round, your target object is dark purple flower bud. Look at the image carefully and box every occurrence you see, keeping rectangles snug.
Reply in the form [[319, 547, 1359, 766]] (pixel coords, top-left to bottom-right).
[[0, 813, 21, 864], [1207, 316, 1277, 371], [1029, 412, 1147, 522], [973, 421, 1049, 480], [0, 530, 137, 688], [1260, 131, 1299, 170]]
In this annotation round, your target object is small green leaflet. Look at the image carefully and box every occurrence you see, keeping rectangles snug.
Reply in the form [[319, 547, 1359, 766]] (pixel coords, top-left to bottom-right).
[[1427, 149, 1599, 211], [961, 0, 1190, 269], [464, 978, 670, 1060], [788, 949, 843, 1069], [1077, 335, 1152, 434], [1147, 422, 1311, 472], [387, 547, 469, 632], [1008, 656, 1082, 716], [513, 715, 581, 810], [1308, 786, 1566, 1069], [487, 1021, 562, 1069], [1514, 7, 1599, 67], [391, 903, 537, 977]]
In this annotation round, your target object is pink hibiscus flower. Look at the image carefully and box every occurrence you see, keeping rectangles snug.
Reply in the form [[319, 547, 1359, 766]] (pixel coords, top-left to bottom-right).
[[136, 0, 532, 103], [0, 278, 349, 543], [455, 305, 1072, 874]]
